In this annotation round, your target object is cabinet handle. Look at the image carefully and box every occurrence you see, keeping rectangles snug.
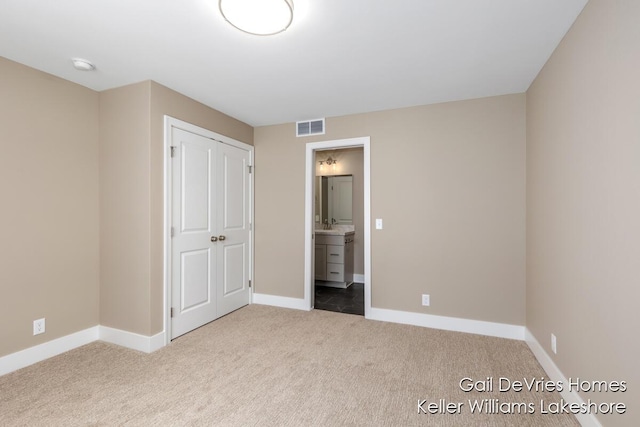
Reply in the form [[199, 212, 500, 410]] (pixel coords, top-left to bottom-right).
[[219, 235, 226, 241], [330, 254, 339, 256], [211, 236, 218, 242]]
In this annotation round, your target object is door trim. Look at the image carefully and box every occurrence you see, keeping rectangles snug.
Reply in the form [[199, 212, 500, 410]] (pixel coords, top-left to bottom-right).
[[163, 116, 254, 345], [304, 137, 371, 317]]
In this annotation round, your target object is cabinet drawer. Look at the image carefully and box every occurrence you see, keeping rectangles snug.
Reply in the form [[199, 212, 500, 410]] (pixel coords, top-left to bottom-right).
[[315, 234, 345, 246], [326, 245, 344, 262], [326, 263, 344, 282]]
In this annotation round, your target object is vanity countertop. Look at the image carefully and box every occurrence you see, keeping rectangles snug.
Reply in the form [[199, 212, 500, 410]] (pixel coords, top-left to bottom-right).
[[314, 225, 355, 236]]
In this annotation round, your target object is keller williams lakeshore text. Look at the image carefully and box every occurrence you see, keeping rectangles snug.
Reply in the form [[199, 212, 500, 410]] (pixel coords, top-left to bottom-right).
[[417, 376, 627, 416]]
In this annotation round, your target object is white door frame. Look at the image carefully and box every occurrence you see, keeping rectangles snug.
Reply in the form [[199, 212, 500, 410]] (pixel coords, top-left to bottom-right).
[[163, 116, 254, 345], [304, 137, 371, 317]]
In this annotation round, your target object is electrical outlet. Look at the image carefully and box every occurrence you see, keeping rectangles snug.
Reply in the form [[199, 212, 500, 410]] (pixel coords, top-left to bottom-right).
[[33, 318, 45, 336], [551, 333, 557, 354], [421, 294, 430, 306]]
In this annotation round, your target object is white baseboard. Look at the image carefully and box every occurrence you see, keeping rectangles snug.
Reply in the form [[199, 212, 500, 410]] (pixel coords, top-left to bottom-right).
[[251, 294, 524, 341], [252, 293, 309, 311], [99, 326, 165, 354], [368, 307, 525, 340], [353, 273, 365, 283], [0, 325, 168, 377], [0, 326, 99, 376], [525, 329, 602, 427]]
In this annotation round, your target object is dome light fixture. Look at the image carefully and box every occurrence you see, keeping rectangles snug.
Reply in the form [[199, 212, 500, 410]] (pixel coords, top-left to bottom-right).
[[219, 0, 294, 36], [71, 58, 96, 71]]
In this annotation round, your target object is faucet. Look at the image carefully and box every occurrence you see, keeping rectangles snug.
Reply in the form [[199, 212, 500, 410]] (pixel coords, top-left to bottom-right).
[[323, 219, 331, 230]]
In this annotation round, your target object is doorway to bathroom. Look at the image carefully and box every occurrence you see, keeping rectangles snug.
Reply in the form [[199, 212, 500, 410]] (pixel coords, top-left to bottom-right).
[[314, 148, 362, 315], [303, 137, 371, 317]]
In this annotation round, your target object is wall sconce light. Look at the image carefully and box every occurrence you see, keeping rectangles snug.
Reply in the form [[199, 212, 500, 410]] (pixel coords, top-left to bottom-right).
[[319, 156, 337, 171], [319, 157, 337, 166]]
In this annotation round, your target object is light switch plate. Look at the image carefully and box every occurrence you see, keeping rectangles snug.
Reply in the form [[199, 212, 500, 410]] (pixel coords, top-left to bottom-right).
[[375, 219, 383, 229]]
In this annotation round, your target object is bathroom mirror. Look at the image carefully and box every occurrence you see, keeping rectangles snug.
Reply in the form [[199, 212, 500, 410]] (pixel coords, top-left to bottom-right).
[[315, 175, 353, 225]]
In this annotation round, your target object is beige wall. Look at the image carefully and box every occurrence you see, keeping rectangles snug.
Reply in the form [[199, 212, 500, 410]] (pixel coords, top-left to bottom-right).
[[99, 81, 153, 334], [0, 57, 100, 357], [255, 94, 526, 325], [315, 147, 364, 275], [526, 0, 640, 424]]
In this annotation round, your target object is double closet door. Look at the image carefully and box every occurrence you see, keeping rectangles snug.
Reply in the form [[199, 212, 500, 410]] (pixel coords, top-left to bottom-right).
[[170, 127, 252, 339]]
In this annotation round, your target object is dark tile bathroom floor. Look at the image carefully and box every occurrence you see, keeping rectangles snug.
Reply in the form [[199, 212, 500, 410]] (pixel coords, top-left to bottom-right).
[[314, 282, 364, 316]]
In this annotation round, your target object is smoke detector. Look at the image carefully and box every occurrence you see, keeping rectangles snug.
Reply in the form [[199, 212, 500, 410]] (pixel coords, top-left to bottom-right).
[[71, 58, 96, 71]]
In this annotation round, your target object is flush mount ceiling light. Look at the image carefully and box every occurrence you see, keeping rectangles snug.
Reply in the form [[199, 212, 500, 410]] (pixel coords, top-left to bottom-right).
[[219, 0, 293, 36], [71, 58, 95, 71]]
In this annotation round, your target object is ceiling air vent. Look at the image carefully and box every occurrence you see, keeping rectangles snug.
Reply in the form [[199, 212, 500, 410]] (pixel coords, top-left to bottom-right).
[[296, 118, 325, 137]]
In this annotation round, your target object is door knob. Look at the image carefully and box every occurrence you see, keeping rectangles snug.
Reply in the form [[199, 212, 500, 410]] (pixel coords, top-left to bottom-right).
[[218, 235, 226, 241], [211, 236, 218, 242]]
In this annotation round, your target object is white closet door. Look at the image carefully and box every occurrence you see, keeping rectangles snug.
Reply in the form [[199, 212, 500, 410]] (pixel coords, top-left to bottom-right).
[[170, 127, 252, 339], [171, 128, 218, 339], [216, 142, 251, 317]]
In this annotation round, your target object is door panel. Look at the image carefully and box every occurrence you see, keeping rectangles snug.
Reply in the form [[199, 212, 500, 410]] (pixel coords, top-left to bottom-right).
[[171, 129, 218, 339], [182, 144, 211, 232], [216, 143, 251, 317], [222, 243, 246, 295], [221, 152, 246, 230], [181, 249, 211, 310]]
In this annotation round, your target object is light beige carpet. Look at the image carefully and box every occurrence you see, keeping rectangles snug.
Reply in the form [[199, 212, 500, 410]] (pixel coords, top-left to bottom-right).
[[0, 305, 578, 426]]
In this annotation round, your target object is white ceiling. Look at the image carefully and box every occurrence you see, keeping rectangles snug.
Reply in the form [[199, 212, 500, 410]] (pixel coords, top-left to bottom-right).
[[0, 0, 588, 127]]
